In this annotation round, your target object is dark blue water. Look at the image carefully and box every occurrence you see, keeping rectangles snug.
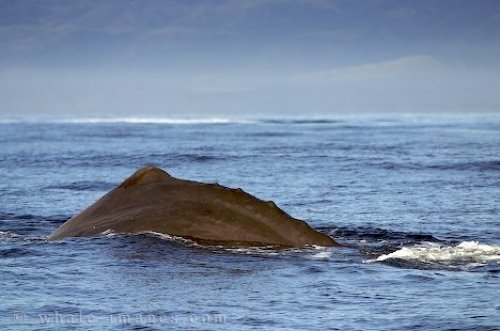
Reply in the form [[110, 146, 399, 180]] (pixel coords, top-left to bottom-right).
[[1, 115, 499, 330]]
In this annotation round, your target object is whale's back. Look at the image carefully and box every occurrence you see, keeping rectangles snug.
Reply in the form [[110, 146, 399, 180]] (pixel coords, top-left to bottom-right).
[[48, 166, 337, 247]]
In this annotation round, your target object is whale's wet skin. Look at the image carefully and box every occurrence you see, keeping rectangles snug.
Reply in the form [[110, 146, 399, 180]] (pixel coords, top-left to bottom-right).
[[1, 115, 499, 330], [47, 166, 336, 247]]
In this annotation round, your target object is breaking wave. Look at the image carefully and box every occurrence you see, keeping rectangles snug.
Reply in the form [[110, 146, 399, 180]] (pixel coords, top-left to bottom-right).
[[0, 117, 257, 124], [2, 212, 498, 271], [1, 113, 498, 126], [367, 241, 500, 270], [63, 117, 258, 124], [0, 230, 20, 241]]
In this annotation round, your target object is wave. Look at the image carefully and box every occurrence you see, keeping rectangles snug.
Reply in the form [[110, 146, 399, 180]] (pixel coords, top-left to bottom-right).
[[0, 247, 38, 258], [327, 225, 442, 254], [0, 230, 48, 244], [0, 116, 341, 125], [328, 226, 500, 270], [103, 230, 202, 247], [367, 241, 500, 270], [2, 214, 497, 271], [150, 152, 230, 163], [378, 160, 500, 172], [329, 226, 439, 243], [260, 119, 343, 124], [0, 117, 257, 124], [0, 212, 68, 223], [44, 181, 115, 191], [0, 213, 68, 239], [101, 230, 337, 259], [64, 117, 259, 124], [0, 230, 20, 241], [427, 160, 500, 171], [4, 152, 231, 170], [53, 117, 432, 126], [1, 113, 499, 125]]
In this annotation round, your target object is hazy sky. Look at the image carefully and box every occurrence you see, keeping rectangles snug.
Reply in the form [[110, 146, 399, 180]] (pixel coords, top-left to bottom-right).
[[1, 0, 499, 118]]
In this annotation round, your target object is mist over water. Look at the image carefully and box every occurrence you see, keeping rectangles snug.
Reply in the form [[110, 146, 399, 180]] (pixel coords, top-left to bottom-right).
[[1, 1, 500, 117], [0, 115, 499, 330]]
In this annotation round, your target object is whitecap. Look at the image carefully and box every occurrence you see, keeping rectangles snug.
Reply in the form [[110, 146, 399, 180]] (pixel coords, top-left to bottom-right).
[[0, 231, 20, 241], [65, 117, 248, 124], [308, 251, 333, 261], [1, 117, 258, 124], [366, 241, 500, 268]]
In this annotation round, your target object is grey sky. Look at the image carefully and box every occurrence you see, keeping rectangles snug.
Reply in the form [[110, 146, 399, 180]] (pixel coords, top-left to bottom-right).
[[1, 0, 499, 118]]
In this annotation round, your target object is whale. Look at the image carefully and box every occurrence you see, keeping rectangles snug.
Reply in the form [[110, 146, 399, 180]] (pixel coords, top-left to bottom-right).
[[48, 166, 337, 247]]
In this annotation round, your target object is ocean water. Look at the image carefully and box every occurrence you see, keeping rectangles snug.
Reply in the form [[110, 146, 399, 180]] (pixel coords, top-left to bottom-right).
[[0, 114, 499, 331]]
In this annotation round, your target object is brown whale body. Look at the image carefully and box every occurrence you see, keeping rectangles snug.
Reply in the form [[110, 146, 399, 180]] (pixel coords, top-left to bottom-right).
[[48, 166, 337, 247]]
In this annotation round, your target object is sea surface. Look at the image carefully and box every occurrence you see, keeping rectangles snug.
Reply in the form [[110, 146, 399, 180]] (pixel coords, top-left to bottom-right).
[[0, 114, 499, 330]]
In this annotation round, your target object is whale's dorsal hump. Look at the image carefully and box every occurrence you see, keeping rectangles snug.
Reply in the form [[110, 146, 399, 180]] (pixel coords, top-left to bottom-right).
[[119, 166, 172, 189]]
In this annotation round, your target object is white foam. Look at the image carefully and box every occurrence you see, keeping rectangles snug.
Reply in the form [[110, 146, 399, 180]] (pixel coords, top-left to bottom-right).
[[0, 117, 257, 124], [137, 231, 202, 246], [308, 251, 333, 261], [66, 117, 258, 124], [368, 241, 500, 267], [0, 231, 20, 240], [100, 229, 118, 237], [224, 247, 281, 256], [98, 230, 203, 246]]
